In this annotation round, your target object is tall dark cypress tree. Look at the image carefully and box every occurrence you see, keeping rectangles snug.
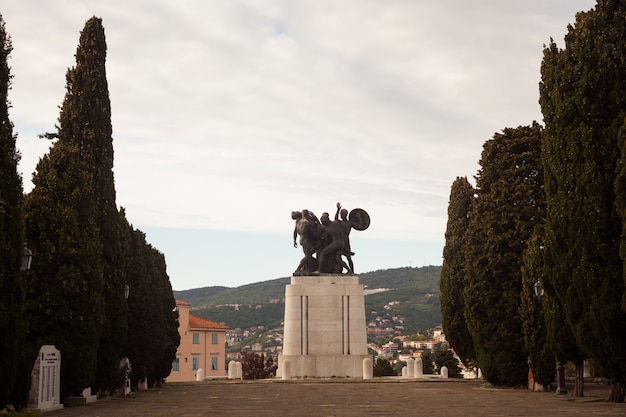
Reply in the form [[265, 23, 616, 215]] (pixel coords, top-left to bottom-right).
[[145, 246, 179, 386], [124, 227, 179, 387], [463, 123, 544, 386], [76, 17, 130, 395], [0, 14, 29, 409], [540, 0, 626, 401], [440, 176, 476, 367], [519, 226, 556, 388], [23, 17, 113, 398]]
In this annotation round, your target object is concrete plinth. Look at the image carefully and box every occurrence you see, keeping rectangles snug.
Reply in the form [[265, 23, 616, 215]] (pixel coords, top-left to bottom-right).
[[278, 274, 371, 378]]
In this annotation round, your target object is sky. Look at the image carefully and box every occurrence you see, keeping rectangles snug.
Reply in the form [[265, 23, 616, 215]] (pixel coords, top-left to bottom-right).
[[2, 0, 596, 290]]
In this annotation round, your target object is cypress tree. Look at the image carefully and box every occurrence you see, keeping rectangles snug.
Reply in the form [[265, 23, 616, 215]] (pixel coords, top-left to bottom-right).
[[440, 176, 476, 367], [520, 226, 555, 388], [124, 227, 179, 387], [95, 207, 130, 394], [23, 17, 113, 398], [145, 247, 179, 385], [540, 0, 626, 401], [75, 17, 129, 395], [0, 14, 29, 409], [463, 123, 544, 386]]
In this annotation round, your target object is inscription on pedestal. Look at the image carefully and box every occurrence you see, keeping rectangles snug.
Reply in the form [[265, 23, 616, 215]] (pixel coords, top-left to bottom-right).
[[29, 345, 62, 411]]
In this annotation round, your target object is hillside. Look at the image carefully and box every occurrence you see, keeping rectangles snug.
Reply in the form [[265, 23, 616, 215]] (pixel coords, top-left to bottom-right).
[[173, 266, 442, 335]]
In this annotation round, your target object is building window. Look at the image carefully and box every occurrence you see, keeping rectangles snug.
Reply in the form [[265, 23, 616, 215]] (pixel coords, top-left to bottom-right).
[[192, 356, 200, 371], [193, 333, 200, 344], [172, 357, 180, 372], [212, 333, 218, 344], [211, 356, 219, 371]]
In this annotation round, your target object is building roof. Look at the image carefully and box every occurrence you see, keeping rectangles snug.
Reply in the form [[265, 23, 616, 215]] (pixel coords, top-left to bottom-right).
[[189, 314, 229, 330], [176, 300, 190, 307]]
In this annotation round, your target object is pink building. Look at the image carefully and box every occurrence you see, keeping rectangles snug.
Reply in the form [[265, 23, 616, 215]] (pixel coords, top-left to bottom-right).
[[168, 300, 229, 381]]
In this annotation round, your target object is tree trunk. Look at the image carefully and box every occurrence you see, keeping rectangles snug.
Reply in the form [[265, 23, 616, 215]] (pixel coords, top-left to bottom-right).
[[574, 361, 584, 397], [607, 382, 625, 403]]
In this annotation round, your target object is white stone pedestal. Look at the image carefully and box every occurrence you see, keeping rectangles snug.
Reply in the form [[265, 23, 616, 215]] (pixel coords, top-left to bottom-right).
[[64, 387, 97, 406], [28, 345, 63, 412], [278, 275, 371, 378]]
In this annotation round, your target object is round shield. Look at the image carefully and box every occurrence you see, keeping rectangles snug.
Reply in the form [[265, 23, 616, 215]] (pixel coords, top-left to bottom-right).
[[349, 208, 370, 231]]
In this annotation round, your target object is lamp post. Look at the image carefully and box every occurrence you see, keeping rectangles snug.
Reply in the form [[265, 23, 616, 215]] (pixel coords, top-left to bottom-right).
[[534, 279, 567, 395], [21, 243, 33, 271]]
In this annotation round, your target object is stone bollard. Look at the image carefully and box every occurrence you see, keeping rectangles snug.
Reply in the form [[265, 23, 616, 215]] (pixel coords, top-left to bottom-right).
[[440, 366, 449, 378], [415, 358, 423, 378], [196, 368, 205, 381], [402, 366, 407, 377], [228, 361, 238, 379], [282, 359, 292, 380], [407, 358, 415, 378], [362, 358, 373, 379]]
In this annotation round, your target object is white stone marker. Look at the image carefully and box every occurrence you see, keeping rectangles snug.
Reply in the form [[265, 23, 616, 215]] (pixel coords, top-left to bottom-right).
[[362, 358, 373, 379], [228, 361, 237, 379], [407, 358, 415, 378], [415, 358, 423, 378], [440, 366, 449, 378], [28, 345, 63, 412]]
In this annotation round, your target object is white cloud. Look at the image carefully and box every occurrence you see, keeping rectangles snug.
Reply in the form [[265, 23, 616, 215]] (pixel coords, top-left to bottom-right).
[[1, 0, 597, 286]]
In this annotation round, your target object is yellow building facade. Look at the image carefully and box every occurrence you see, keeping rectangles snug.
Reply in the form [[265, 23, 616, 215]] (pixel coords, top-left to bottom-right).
[[168, 300, 229, 381]]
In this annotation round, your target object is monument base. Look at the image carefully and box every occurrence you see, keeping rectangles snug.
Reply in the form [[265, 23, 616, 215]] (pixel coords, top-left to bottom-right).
[[64, 387, 97, 406], [279, 353, 370, 378], [28, 404, 64, 413], [278, 274, 371, 378]]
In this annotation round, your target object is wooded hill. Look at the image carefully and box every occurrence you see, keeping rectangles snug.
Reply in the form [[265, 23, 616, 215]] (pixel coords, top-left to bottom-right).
[[173, 266, 442, 335]]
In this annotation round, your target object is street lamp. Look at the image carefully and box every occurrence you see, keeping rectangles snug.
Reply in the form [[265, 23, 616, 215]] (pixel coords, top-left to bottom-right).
[[533, 280, 544, 301], [21, 243, 33, 271]]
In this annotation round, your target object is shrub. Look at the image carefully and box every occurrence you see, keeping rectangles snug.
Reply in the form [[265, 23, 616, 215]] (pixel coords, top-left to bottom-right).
[[373, 358, 396, 377], [240, 352, 277, 380]]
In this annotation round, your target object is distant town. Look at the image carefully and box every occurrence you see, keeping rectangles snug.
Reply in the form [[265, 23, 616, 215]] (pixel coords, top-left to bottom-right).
[[223, 297, 457, 374]]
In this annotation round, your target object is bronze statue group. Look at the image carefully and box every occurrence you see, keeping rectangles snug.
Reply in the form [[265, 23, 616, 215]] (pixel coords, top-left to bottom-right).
[[292, 202, 370, 275]]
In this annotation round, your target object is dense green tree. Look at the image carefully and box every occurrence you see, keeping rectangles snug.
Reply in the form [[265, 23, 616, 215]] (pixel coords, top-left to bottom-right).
[[433, 348, 463, 378], [392, 360, 406, 376], [95, 208, 131, 394], [540, 0, 626, 401], [373, 358, 395, 377], [60, 17, 132, 396], [519, 227, 555, 388], [0, 14, 30, 409], [125, 227, 179, 388], [463, 123, 543, 387], [144, 245, 179, 385], [440, 176, 475, 367], [23, 17, 112, 398], [421, 350, 434, 375]]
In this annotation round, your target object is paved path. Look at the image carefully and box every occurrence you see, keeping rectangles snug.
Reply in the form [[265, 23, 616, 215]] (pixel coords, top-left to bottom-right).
[[46, 378, 624, 417]]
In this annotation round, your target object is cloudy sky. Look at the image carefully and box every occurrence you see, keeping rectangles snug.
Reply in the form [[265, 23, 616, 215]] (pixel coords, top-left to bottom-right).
[[3, 1, 595, 290]]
